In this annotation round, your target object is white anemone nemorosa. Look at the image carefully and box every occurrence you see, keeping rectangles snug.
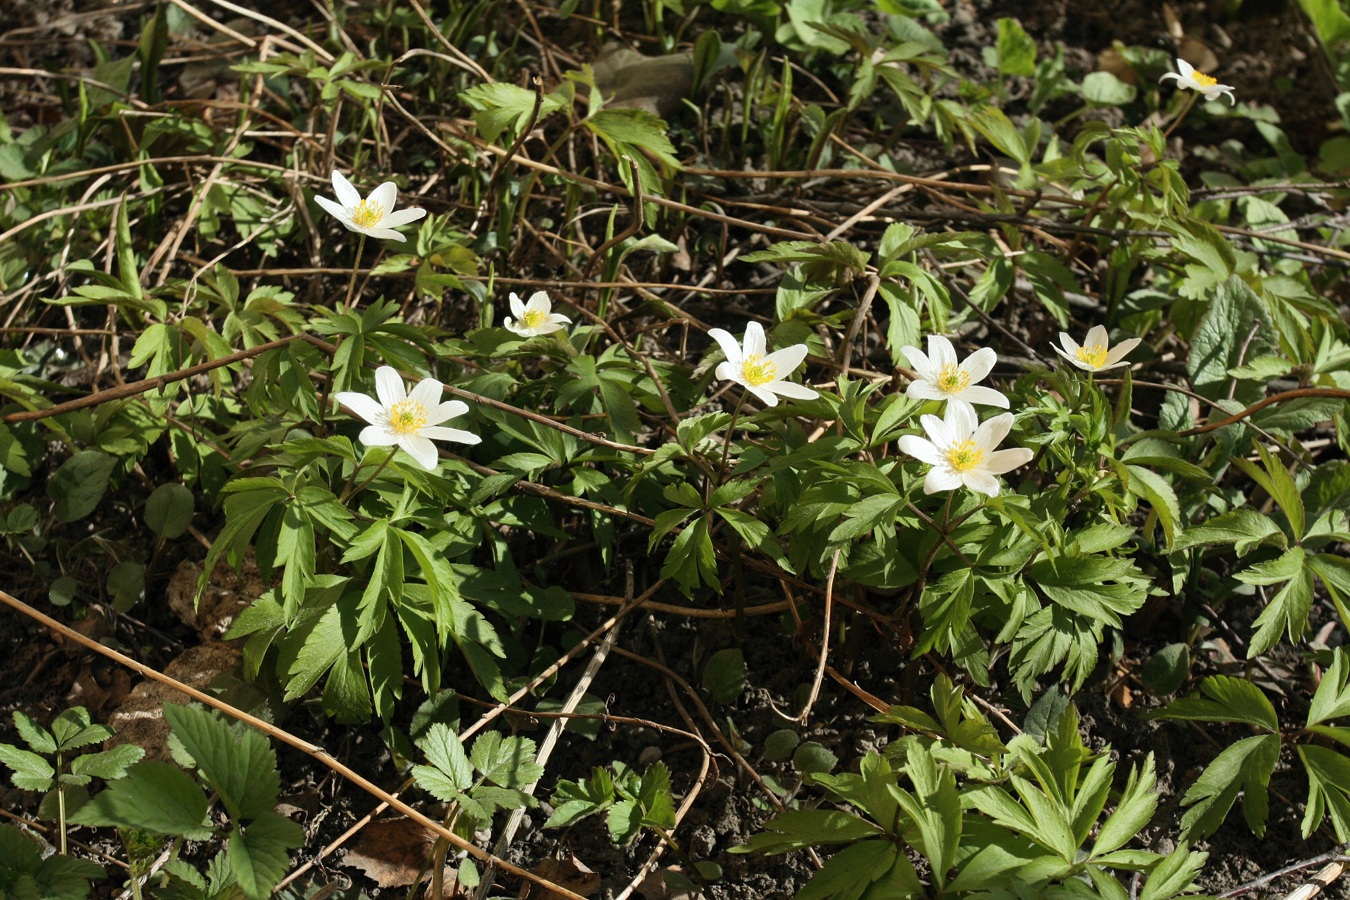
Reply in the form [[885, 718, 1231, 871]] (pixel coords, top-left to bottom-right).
[[315, 170, 427, 242], [1159, 58, 1236, 105], [900, 334, 1008, 409], [707, 322, 818, 408], [1053, 325, 1142, 373], [897, 401, 1033, 497], [505, 290, 572, 337], [334, 366, 479, 471]]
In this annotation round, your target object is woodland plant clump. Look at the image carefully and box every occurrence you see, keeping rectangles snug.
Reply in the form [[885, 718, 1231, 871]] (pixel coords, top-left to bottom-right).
[[1, 1, 1350, 899]]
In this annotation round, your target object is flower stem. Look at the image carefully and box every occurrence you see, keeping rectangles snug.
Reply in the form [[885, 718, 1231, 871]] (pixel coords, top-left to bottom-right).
[[340, 449, 397, 504], [342, 233, 367, 313], [716, 392, 748, 483], [1163, 91, 1199, 141]]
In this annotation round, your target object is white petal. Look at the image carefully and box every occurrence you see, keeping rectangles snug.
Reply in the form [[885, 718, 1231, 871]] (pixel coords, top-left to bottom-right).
[[961, 346, 997, 383], [962, 470, 1001, 497], [314, 195, 351, 224], [920, 412, 952, 447], [926, 334, 956, 370], [905, 382, 947, 403], [331, 170, 361, 208], [355, 226, 408, 242], [374, 366, 406, 408], [768, 380, 818, 401], [899, 345, 934, 380], [1103, 336, 1142, 367], [334, 392, 385, 425], [421, 425, 480, 445], [358, 424, 399, 447], [974, 412, 1014, 452], [427, 399, 470, 425], [408, 378, 445, 411], [509, 292, 527, 317], [708, 329, 743, 367], [746, 384, 779, 407], [944, 400, 978, 438], [924, 468, 963, 494], [399, 435, 441, 470], [984, 448, 1035, 475], [367, 182, 398, 216], [715, 360, 741, 385], [380, 207, 427, 228], [897, 435, 944, 466], [1084, 325, 1109, 349], [532, 321, 566, 335], [1057, 332, 1081, 357], [959, 385, 1011, 408], [545, 313, 572, 326], [526, 291, 552, 314], [743, 322, 767, 360], [1159, 72, 1184, 88], [1175, 58, 1195, 79], [765, 344, 808, 375]]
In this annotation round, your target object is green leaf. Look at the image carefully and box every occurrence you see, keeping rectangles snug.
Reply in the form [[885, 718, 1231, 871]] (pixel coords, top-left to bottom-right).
[[1140, 844, 1208, 900], [1152, 675, 1280, 731], [702, 648, 746, 704], [793, 741, 838, 776], [0, 744, 54, 791], [470, 732, 543, 789], [228, 811, 303, 900], [1298, 0, 1350, 47], [48, 450, 116, 523], [1246, 567, 1314, 657], [1081, 71, 1137, 105], [1174, 509, 1286, 555], [68, 745, 144, 781], [417, 723, 473, 792], [164, 705, 280, 821], [796, 840, 920, 900], [69, 760, 211, 838], [1092, 755, 1157, 857], [460, 82, 566, 143], [1188, 276, 1276, 403], [11, 712, 55, 755], [1231, 443, 1305, 541], [1179, 733, 1279, 839], [1310, 648, 1350, 726], [730, 810, 883, 853], [994, 18, 1036, 76], [145, 483, 194, 538], [50, 708, 113, 751]]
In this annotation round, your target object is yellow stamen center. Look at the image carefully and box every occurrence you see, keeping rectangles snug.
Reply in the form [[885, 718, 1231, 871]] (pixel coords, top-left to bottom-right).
[[1191, 71, 1218, 87], [351, 199, 383, 228], [1076, 344, 1109, 368], [945, 440, 985, 473], [936, 363, 971, 394], [741, 354, 778, 387], [521, 309, 546, 329], [387, 399, 428, 435]]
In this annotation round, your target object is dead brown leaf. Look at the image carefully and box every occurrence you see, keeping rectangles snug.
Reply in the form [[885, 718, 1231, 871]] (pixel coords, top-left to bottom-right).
[[518, 852, 600, 900], [344, 818, 459, 896]]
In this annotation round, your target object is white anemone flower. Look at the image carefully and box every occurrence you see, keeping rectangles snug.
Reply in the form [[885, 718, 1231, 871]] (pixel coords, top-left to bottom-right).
[[897, 401, 1033, 497], [1159, 58, 1236, 105], [334, 366, 480, 471], [505, 291, 571, 337], [1053, 325, 1142, 372], [708, 322, 818, 408], [314, 170, 427, 242], [900, 335, 1008, 409]]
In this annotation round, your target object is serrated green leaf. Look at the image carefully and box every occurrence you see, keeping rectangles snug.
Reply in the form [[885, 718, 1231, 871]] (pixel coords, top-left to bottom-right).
[[417, 723, 473, 792], [11, 713, 55, 755], [164, 705, 279, 820], [69, 760, 210, 838], [0, 745, 54, 791], [470, 732, 543, 789], [68, 745, 144, 781], [228, 811, 303, 900]]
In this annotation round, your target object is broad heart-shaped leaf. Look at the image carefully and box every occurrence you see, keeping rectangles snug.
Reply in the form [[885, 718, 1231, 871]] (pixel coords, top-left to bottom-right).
[[1309, 648, 1350, 726], [795, 839, 921, 900], [228, 811, 304, 900], [416, 723, 473, 792], [164, 705, 279, 821], [0, 744, 54, 791], [469, 732, 543, 789], [68, 760, 211, 838], [1150, 675, 1279, 732], [1179, 733, 1280, 840], [48, 450, 116, 523]]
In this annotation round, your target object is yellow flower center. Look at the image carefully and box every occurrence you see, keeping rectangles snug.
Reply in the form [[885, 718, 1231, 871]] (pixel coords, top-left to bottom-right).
[[936, 363, 971, 394], [1191, 71, 1218, 88], [945, 440, 985, 473], [350, 199, 383, 228], [387, 399, 428, 435], [1076, 344, 1109, 368], [521, 309, 546, 329], [741, 354, 778, 387]]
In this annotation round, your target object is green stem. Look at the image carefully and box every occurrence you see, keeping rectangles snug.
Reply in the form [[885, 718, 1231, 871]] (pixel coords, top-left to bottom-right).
[[340, 449, 397, 503], [715, 392, 748, 484], [342, 233, 367, 313], [1163, 91, 1199, 141]]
